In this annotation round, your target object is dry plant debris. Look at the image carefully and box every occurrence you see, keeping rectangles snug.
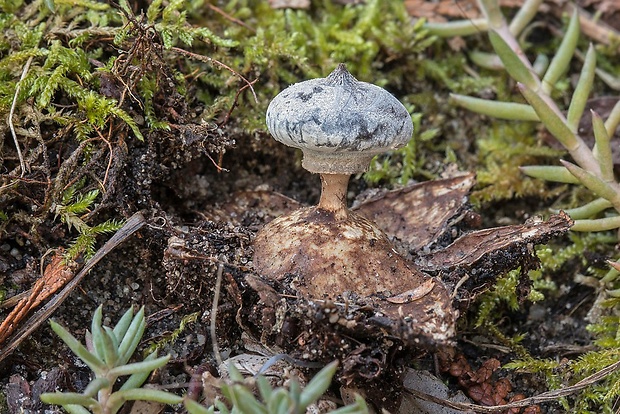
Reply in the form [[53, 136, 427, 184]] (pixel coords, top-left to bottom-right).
[[0, 250, 76, 345], [442, 354, 542, 412]]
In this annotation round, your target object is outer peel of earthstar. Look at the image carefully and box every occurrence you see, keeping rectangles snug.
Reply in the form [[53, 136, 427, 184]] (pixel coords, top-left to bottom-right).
[[253, 206, 456, 345], [266, 64, 414, 174]]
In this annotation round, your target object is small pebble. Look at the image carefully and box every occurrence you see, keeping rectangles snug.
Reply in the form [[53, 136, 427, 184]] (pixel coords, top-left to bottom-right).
[[10, 248, 22, 260]]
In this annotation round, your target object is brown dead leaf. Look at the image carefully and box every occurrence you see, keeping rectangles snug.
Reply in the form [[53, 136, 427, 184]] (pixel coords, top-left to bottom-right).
[[0, 251, 76, 345], [355, 173, 475, 251], [417, 212, 573, 273]]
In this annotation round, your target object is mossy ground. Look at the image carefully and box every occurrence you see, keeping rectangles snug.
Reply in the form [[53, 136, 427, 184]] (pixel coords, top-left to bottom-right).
[[1, 0, 620, 412]]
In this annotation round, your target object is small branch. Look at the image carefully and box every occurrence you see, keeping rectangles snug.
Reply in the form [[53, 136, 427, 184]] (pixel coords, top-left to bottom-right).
[[170, 46, 258, 103], [9, 56, 33, 178], [207, 3, 256, 33], [220, 77, 259, 126], [211, 262, 224, 369]]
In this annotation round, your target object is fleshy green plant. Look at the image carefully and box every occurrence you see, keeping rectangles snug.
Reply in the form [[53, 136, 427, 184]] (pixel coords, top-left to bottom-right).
[[40, 306, 368, 414], [185, 361, 368, 414], [425, 1, 620, 410], [40, 306, 183, 413], [429, 0, 620, 236]]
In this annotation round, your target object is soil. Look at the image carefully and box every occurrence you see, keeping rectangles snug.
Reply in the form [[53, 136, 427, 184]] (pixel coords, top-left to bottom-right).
[[0, 122, 584, 413], [1, 1, 617, 413]]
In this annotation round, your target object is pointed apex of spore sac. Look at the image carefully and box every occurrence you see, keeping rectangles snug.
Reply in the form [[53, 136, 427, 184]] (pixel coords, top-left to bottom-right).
[[326, 63, 358, 88]]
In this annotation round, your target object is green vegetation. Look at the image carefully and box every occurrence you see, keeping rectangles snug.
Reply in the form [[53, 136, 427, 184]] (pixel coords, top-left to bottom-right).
[[40, 306, 367, 414], [2, 0, 620, 412], [54, 179, 123, 260], [40, 305, 182, 413], [186, 362, 368, 414], [429, 0, 620, 411]]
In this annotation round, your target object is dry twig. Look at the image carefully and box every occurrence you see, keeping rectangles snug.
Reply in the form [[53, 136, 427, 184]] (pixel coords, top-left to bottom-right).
[[0, 250, 77, 344], [8, 56, 33, 179]]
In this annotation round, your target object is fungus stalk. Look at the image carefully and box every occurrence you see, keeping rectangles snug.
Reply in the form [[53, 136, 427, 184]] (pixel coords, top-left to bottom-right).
[[318, 173, 350, 218]]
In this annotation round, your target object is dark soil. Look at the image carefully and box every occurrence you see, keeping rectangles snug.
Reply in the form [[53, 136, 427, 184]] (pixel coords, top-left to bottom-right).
[[0, 121, 589, 413], [1, 1, 617, 412]]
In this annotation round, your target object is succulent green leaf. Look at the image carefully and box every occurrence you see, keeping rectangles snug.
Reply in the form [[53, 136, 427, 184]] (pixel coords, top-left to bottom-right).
[[520, 165, 580, 184], [450, 94, 539, 121], [39, 392, 99, 407], [330, 394, 370, 413], [64, 405, 91, 414], [220, 382, 234, 403], [50, 320, 105, 373], [230, 384, 268, 414], [101, 326, 119, 367], [288, 379, 301, 407], [256, 376, 273, 402], [532, 54, 549, 77], [184, 398, 215, 414], [299, 361, 338, 409], [518, 83, 579, 151], [478, 0, 504, 28], [112, 306, 135, 343], [604, 100, 620, 137], [119, 351, 160, 391], [424, 19, 488, 37], [468, 51, 504, 70], [592, 111, 614, 182], [82, 377, 111, 397], [90, 305, 105, 360], [567, 44, 596, 131], [572, 216, 620, 232], [508, 0, 544, 35], [606, 287, 620, 298], [108, 354, 170, 377], [601, 266, 620, 283], [107, 388, 183, 412], [489, 30, 538, 89], [214, 399, 230, 414], [267, 389, 292, 414], [562, 198, 613, 219], [227, 364, 244, 382], [542, 10, 580, 94], [118, 307, 146, 365], [561, 160, 620, 205]]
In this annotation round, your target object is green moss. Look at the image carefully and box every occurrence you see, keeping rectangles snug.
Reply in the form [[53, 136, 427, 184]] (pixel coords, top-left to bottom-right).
[[143, 311, 200, 357], [55, 181, 124, 260], [471, 121, 566, 206]]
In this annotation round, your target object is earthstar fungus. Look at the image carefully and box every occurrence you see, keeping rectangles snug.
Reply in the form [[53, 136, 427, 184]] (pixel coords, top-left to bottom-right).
[[254, 64, 456, 346]]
